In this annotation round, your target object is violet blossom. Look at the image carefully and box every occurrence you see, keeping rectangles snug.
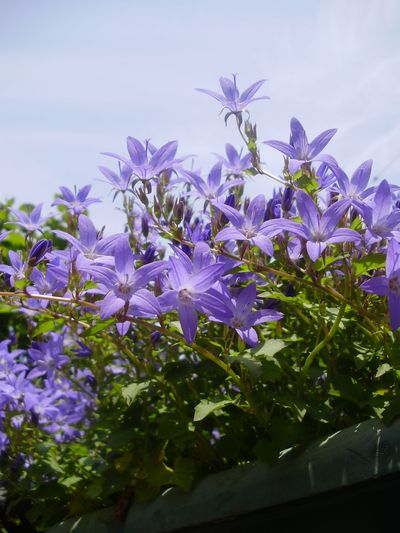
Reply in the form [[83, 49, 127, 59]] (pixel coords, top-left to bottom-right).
[[8, 203, 48, 232], [263, 117, 337, 173], [360, 238, 400, 331], [52, 185, 101, 215], [196, 74, 269, 113], [102, 137, 183, 182], [210, 282, 283, 347], [181, 162, 244, 202], [212, 194, 279, 256], [159, 242, 232, 343], [214, 144, 252, 175]]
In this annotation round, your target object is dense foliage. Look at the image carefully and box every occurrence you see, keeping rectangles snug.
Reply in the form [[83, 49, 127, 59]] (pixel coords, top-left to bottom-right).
[[1, 75, 400, 531]]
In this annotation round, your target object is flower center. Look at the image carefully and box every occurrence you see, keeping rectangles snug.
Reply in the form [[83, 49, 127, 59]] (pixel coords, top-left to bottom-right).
[[231, 316, 245, 328], [178, 288, 193, 304]]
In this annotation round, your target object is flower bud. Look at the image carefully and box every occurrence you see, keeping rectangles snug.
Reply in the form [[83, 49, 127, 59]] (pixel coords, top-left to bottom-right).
[[150, 331, 162, 345], [282, 187, 294, 212], [174, 199, 185, 224], [141, 216, 149, 238], [143, 244, 156, 264], [28, 239, 52, 266]]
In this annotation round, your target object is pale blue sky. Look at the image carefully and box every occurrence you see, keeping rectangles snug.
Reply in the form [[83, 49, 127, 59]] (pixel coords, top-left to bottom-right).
[[1, 0, 399, 232]]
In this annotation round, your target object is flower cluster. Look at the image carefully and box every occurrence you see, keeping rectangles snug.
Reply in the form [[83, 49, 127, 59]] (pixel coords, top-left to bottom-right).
[[0, 74, 399, 531]]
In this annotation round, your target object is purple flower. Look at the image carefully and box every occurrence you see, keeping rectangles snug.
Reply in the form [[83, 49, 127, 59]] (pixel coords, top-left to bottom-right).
[[54, 214, 126, 266], [83, 238, 167, 319], [28, 333, 70, 383], [98, 163, 133, 194], [8, 203, 48, 232], [263, 117, 337, 173], [362, 179, 400, 242], [0, 250, 27, 287], [294, 192, 361, 261], [212, 195, 278, 256], [0, 372, 38, 410], [102, 137, 183, 182], [214, 144, 252, 175], [0, 230, 11, 242], [327, 160, 375, 211], [159, 242, 232, 343], [26, 267, 64, 308], [52, 185, 101, 215], [196, 74, 269, 113], [360, 239, 400, 331], [0, 340, 26, 379], [210, 282, 283, 347], [263, 191, 360, 261], [181, 162, 244, 202]]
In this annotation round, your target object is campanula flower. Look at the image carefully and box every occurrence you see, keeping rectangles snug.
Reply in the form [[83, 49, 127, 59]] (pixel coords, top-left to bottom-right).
[[52, 185, 101, 215], [83, 238, 167, 319], [54, 214, 126, 266], [102, 137, 183, 182], [214, 144, 252, 175], [362, 179, 400, 243], [264, 117, 337, 173], [262, 191, 360, 261], [159, 242, 232, 343], [212, 194, 279, 256], [209, 282, 283, 347], [0, 250, 27, 287], [196, 74, 269, 113], [360, 238, 400, 331], [8, 204, 48, 232], [98, 163, 133, 193], [181, 162, 244, 202]]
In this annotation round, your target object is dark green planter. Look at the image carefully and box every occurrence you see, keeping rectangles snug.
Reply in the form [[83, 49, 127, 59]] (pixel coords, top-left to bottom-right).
[[47, 418, 400, 532]]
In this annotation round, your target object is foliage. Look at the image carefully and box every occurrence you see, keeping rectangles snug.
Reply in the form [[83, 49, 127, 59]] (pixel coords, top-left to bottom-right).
[[0, 75, 399, 531]]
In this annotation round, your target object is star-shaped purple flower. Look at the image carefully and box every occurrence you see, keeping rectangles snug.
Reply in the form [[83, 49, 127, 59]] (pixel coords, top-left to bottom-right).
[[262, 191, 360, 261], [159, 242, 232, 343], [360, 238, 400, 331], [263, 117, 337, 173], [181, 162, 244, 202], [8, 204, 48, 232], [52, 185, 101, 215], [83, 238, 167, 319], [212, 195, 279, 256], [196, 74, 269, 113], [210, 282, 283, 347], [102, 137, 183, 182], [214, 144, 252, 175]]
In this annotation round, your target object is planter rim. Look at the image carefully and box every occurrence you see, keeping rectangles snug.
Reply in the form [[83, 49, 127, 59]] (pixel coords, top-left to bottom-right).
[[47, 418, 400, 533]]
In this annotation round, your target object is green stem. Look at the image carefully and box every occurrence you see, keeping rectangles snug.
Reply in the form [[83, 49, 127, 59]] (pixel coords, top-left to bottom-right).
[[301, 300, 347, 375]]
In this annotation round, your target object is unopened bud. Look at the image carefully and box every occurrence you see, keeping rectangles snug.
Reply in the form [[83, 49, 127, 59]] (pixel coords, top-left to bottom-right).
[[282, 187, 294, 212], [143, 244, 156, 264], [141, 216, 149, 238], [28, 239, 52, 266]]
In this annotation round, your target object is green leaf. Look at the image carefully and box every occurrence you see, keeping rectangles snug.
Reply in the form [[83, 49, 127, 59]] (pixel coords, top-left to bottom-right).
[[82, 318, 115, 337], [252, 339, 287, 358], [60, 475, 81, 488], [375, 363, 392, 378], [121, 381, 150, 406], [352, 253, 386, 276], [226, 354, 263, 379], [193, 399, 235, 422], [172, 457, 196, 492], [0, 303, 13, 313], [44, 449, 65, 474], [33, 318, 63, 337]]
